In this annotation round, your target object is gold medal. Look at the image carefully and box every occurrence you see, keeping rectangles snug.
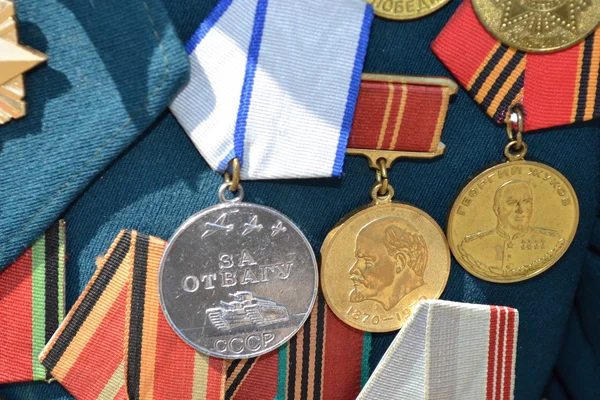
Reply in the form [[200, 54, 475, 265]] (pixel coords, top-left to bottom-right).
[[366, 0, 452, 20], [471, 0, 600, 52], [447, 108, 579, 283], [321, 185, 450, 332], [320, 74, 457, 332]]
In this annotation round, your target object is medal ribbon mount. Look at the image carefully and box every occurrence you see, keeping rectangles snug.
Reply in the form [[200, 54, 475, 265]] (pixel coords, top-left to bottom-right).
[[347, 74, 457, 198], [348, 74, 457, 169]]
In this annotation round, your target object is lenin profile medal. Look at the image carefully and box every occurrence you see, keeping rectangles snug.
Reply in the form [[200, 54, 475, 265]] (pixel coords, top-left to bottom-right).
[[320, 75, 455, 333], [159, 160, 318, 359], [447, 108, 579, 283]]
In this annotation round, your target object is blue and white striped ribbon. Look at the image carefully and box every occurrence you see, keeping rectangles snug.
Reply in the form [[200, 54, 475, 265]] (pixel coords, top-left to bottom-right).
[[170, 0, 373, 180]]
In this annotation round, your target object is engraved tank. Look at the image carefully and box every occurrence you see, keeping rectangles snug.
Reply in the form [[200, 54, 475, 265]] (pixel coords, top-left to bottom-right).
[[206, 291, 289, 331]]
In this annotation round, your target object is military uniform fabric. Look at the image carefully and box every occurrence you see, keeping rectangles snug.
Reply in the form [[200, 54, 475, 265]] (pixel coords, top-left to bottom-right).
[[0, 0, 599, 399], [0, 0, 189, 270]]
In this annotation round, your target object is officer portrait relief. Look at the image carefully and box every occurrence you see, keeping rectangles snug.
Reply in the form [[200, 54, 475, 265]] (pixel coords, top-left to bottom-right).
[[349, 217, 428, 311], [459, 179, 564, 278]]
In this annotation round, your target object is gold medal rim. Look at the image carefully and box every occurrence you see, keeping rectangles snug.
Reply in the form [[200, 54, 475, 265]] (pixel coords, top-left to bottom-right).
[[372, 0, 452, 21], [320, 202, 451, 332], [471, 0, 600, 53], [447, 160, 580, 283]]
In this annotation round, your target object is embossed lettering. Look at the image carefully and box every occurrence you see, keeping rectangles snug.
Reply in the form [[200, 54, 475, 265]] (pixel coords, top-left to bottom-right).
[[182, 275, 200, 292], [346, 306, 384, 325], [528, 168, 542, 177], [214, 333, 276, 353], [469, 188, 477, 197], [274, 262, 293, 279], [511, 166, 522, 175], [214, 340, 227, 352], [240, 268, 260, 285], [238, 249, 256, 267], [263, 332, 275, 347], [200, 273, 217, 290], [498, 169, 509, 178], [219, 253, 234, 269], [562, 197, 571, 206], [220, 271, 237, 287], [477, 179, 486, 189], [245, 335, 261, 351], [457, 206, 466, 216], [229, 337, 244, 353]]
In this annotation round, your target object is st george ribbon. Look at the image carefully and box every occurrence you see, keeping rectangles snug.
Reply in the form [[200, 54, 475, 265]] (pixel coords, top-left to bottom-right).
[[170, 0, 373, 179]]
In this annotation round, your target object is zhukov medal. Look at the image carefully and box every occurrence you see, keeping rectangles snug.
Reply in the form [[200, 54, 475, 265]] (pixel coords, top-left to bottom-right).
[[447, 108, 579, 283], [321, 75, 455, 332], [159, 160, 318, 358]]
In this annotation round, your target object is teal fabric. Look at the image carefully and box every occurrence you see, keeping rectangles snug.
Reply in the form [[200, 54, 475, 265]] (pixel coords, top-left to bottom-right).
[[0, 0, 189, 270], [1, 0, 600, 399]]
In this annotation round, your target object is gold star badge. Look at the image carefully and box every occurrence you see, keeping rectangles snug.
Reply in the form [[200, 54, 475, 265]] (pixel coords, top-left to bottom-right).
[[0, 0, 47, 125]]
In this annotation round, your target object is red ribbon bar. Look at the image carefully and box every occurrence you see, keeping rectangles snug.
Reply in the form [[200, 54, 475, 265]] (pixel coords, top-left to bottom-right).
[[348, 74, 457, 153], [432, 0, 600, 131]]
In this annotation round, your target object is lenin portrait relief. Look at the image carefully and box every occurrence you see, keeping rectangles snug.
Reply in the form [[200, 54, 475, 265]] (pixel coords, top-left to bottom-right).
[[349, 217, 428, 311]]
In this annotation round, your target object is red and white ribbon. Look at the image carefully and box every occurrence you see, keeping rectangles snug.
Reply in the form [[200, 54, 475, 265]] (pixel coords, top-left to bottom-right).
[[358, 300, 519, 400]]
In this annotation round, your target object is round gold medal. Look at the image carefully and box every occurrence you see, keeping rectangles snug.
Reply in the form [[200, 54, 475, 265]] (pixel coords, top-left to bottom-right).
[[447, 160, 579, 283], [366, 0, 452, 20], [321, 200, 450, 332], [472, 0, 600, 52]]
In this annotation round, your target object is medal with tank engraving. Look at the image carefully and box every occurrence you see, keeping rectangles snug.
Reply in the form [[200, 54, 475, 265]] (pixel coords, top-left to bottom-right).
[[164, 0, 373, 357], [447, 107, 579, 283], [159, 160, 318, 359], [321, 74, 456, 332]]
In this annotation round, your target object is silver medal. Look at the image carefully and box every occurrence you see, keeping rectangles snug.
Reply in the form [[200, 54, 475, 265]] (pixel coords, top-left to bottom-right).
[[159, 184, 318, 359]]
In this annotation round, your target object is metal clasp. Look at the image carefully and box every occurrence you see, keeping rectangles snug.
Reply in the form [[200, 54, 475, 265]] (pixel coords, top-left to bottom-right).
[[504, 106, 528, 161], [220, 158, 244, 203]]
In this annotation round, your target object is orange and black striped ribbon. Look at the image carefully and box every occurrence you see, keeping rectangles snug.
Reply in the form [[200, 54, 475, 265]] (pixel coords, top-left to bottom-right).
[[432, 0, 600, 131], [0, 220, 65, 384], [348, 75, 456, 152], [39, 231, 225, 400], [223, 292, 371, 400], [40, 230, 372, 399]]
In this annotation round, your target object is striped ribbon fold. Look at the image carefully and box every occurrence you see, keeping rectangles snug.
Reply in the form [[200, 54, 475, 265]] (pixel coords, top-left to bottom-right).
[[432, 0, 600, 131], [0, 220, 65, 384], [348, 74, 457, 153], [358, 300, 519, 400], [170, 0, 373, 179], [39, 230, 372, 400]]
